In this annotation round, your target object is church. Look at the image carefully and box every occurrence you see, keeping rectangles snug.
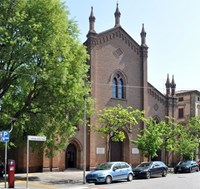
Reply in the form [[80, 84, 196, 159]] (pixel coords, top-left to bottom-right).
[[55, 4, 177, 171]]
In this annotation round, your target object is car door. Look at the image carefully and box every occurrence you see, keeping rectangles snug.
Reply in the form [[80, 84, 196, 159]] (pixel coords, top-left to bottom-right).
[[151, 162, 160, 176], [120, 162, 130, 179], [156, 162, 164, 175], [112, 163, 122, 181]]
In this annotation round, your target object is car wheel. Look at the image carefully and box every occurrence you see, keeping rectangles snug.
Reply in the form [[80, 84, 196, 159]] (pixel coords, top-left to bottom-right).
[[162, 169, 167, 177], [145, 171, 151, 179], [105, 176, 112, 184], [127, 173, 133, 181]]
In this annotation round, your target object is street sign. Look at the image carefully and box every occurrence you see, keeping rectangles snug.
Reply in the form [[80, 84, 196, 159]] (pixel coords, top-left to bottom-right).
[[27, 135, 46, 141], [0, 131, 10, 142]]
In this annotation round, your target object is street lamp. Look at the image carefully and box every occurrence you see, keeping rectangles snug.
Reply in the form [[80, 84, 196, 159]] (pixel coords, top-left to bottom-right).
[[83, 95, 87, 184]]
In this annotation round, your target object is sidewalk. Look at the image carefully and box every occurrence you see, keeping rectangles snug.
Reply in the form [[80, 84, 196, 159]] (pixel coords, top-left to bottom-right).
[[0, 169, 90, 189]]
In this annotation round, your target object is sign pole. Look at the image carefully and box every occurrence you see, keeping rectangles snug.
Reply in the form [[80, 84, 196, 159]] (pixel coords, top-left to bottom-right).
[[4, 142, 7, 188], [0, 130, 11, 188], [26, 137, 29, 189]]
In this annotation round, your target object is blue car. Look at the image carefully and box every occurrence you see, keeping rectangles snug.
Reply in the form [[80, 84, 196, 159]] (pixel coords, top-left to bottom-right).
[[86, 161, 134, 184]]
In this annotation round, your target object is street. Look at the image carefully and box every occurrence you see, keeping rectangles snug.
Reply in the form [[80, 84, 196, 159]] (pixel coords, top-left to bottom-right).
[[87, 171, 200, 189]]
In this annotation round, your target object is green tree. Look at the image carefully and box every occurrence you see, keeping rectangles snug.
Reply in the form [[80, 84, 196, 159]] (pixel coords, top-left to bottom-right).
[[133, 118, 164, 161], [163, 118, 198, 160], [95, 104, 144, 161], [173, 128, 198, 160], [160, 118, 183, 164], [0, 0, 90, 155], [188, 116, 200, 140], [188, 116, 200, 159]]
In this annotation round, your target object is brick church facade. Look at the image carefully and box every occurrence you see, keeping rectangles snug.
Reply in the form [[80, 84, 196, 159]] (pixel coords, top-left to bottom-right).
[[5, 4, 178, 172], [44, 4, 177, 171]]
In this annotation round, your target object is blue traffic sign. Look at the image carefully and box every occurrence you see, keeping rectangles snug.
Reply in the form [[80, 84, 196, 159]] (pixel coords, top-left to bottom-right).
[[0, 131, 10, 142]]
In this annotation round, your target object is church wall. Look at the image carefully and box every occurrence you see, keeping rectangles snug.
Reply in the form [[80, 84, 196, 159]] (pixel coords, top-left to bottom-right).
[[86, 30, 145, 168], [146, 84, 167, 121]]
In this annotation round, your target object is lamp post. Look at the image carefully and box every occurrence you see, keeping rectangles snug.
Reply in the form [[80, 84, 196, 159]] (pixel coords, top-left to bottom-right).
[[83, 95, 87, 184], [108, 131, 114, 162]]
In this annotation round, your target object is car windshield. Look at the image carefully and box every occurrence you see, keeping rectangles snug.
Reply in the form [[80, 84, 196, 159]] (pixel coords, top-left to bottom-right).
[[178, 161, 191, 166], [137, 162, 153, 168], [95, 163, 113, 170]]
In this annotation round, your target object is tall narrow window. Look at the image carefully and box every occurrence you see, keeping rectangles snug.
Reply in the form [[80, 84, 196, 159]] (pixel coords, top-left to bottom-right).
[[112, 78, 117, 98], [178, 108, 184, 118], [112, 74, 125, 99], [118, 79, 123, 98]]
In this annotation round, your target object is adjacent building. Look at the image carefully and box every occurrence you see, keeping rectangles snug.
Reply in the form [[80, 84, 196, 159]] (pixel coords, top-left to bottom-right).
[[176, 90, 200, 122]]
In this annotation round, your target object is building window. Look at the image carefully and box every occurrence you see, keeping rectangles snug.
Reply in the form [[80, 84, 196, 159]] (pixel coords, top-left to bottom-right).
[[112, 78, 117, 98], [178, 97, 184, 102], [112, 74, 125, 99], [118, 79, 123, 98], [178, 108, 184, 118]]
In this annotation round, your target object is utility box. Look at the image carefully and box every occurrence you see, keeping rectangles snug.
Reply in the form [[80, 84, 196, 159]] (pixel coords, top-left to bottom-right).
[[8, 159, 15, 188]]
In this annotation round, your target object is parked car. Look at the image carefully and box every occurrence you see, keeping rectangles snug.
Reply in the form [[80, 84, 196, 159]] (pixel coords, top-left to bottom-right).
[[86, 161, 134, 184], [174, 160, 199, 173], [132, 161, 168, 179]]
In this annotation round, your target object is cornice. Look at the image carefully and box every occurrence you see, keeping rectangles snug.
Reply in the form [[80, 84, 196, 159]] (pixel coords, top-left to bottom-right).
[[86, 27, 142, 55]]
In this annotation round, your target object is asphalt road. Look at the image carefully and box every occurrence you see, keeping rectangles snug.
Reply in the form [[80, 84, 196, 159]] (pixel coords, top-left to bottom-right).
[[0, 170, 200, 189], [88, 171, 200, 189]]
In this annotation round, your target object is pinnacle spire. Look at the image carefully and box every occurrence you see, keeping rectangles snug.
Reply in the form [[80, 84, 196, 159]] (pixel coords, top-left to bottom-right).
[[171, 75, 176, 96], [140, 24, 147, 47], [114, 3, 121, 27], [165, 74, 171, 96], [88, 6, 96, 34]]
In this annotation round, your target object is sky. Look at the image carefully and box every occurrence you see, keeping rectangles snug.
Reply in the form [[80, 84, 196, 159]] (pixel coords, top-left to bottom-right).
[[65, 0, 200, 93]]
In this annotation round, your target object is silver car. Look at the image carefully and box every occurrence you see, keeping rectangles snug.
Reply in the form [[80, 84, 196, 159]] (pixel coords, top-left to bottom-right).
[[86, 161, 134, 184]]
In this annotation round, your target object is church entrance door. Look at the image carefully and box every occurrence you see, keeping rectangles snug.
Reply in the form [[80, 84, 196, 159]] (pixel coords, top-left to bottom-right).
[[66, 143, 77, 168], [110, 141, 123, 161]]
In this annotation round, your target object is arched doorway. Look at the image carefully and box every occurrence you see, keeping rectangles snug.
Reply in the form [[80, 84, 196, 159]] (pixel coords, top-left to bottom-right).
[[110, 141, 123, 161], [66, 143, 77, 168], [110, 130, 130, 162]]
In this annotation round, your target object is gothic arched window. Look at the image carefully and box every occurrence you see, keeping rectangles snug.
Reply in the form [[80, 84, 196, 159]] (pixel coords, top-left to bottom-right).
[[112, 78, 118, 98], [112, 74, 125, 99]]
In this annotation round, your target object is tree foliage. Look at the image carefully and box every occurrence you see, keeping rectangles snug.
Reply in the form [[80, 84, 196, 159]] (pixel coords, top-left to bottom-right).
[[174, 130, 197, 160], [0, 0, 90, 155], [133, 118, 164, 160], [96, 104, 144, 141], [133, 116, 199, 161], [173, 117, 199, 160], [95, 104, 144, 161], [188, 116, 200, 138]]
